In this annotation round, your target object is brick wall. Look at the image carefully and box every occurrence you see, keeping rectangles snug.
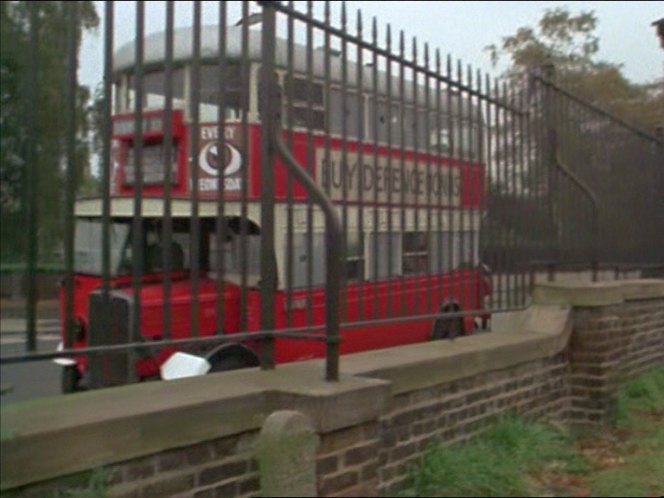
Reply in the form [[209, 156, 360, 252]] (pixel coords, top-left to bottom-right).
[[315, 422, 381, 497], [375, 354, 571, 495], [569, 298, 664, 426], [110, 431, 260, 498], [6, 431, 260, 498], [615, 300, 664, 378]]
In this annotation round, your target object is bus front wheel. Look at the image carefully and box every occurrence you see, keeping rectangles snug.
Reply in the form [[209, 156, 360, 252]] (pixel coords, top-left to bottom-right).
[[206, 345, 260, 373]]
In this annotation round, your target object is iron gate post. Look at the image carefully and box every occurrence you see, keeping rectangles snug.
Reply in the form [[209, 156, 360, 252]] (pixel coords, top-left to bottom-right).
[[259, 0, 278, 370]]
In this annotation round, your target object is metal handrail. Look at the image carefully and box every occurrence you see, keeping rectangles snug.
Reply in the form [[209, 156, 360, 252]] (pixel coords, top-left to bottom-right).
[[532, 73, 661, 144], [554, 153, 599, 281], [272, 131, 344, 382], [261, 0, 343, 381]]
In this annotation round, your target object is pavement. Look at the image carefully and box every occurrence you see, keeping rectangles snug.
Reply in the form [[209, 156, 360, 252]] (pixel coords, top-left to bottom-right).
[[0, 318, 60, 336], [1, 299, 62, 404], [0, 299, 60, 337]]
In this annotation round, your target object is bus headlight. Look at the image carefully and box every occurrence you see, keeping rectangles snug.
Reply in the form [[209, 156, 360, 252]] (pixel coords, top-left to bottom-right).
[[68, 318, 86, 342]]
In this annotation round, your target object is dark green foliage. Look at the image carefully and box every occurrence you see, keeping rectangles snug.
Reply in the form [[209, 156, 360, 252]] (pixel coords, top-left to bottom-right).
[[0, 1, 99, 264]]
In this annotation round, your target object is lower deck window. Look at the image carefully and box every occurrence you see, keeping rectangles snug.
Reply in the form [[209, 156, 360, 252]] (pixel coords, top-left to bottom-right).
[[288, 233, 327, 288], [345, 231, 365, 281], [403, 232, 429, 275], [367, 232, 401, 280]]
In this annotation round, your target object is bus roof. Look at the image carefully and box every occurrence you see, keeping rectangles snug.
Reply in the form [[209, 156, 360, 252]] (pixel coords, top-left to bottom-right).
[[114, 25, 470, 113]]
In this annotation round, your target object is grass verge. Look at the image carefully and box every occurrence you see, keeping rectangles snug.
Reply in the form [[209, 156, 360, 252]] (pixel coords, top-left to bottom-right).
[[400, 416, 586, 497], [581, 367, 664, 497], [400, 367, 664, 497]]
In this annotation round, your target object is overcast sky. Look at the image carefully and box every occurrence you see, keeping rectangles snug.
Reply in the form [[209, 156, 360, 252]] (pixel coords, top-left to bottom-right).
[[79, 1, 662, 90]]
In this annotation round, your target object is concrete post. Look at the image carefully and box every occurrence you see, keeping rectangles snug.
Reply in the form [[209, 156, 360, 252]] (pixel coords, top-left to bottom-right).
[[257, 410, 320, 497]]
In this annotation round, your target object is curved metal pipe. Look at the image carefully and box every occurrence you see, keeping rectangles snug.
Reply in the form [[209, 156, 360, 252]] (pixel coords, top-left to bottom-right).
[[260, 0, 342, 381], [272, 134, 344, 381], [555, 152, 599, 281]]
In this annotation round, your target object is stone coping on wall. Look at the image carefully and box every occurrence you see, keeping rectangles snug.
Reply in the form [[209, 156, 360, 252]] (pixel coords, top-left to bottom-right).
[[533, 278, 664, 307], [620, 279, 664, 301], [340, 304, 572, 395]]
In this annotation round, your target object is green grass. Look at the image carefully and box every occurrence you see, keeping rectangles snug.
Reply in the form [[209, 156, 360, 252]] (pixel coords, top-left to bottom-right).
[[615, 367, 664, 428], [53, 469, 114, 498], [588, 449, 664, 497], [586, 367, 664, 497], [400, 367, 664, 498], [400, 416, 586, 497]]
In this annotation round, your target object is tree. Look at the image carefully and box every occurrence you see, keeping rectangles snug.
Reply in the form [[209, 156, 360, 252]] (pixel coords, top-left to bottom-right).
[[486, 7, 661, 132], [0, 1, 99, 264]]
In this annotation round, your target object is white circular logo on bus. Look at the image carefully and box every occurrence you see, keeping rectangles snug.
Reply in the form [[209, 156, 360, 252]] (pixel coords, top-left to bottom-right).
[[198, 142, 242, 177]]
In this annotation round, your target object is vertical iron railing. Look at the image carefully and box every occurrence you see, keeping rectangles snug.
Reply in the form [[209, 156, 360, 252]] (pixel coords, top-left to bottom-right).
[[25, 2, 39, 353], [261, 1, 342, 380], [100, 0, 114, 356], [215, 2, 228, 342], [190, 1, 202, 340], [162, 1, 174, 343], [259, 1, 277, 370], [64, 1, 78, 355], [129, 1, 145, 385]]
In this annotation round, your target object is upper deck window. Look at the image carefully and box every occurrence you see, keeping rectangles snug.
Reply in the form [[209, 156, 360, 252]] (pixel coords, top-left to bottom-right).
[[283, 76, 325, 130], [123, 68, 186, 111], [329, 88, 360, 138], [116, 64, 250, 120], [199, 63, 248, 121], [429, 117, 480, 161]]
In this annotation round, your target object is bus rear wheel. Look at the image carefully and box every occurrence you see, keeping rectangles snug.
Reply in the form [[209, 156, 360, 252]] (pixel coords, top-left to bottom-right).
[[430, 305, 463, 340], [61, 366, 83, 394]]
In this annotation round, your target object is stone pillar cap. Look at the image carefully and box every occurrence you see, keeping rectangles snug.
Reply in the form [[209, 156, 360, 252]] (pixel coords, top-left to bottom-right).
[[533, 279, 664, 307]]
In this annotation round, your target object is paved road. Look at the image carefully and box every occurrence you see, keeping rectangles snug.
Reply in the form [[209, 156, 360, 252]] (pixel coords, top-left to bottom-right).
[[1, 321, 63, 406]]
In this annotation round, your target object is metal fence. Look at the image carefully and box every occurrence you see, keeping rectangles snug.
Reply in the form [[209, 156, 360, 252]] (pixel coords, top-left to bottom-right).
[[1, 1, 662, 388], [535, 71, 664, 267]]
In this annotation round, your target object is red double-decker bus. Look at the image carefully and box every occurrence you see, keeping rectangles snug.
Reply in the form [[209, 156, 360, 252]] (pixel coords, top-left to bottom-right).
[[57, 24, 489, 392]]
